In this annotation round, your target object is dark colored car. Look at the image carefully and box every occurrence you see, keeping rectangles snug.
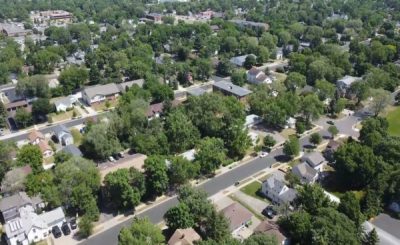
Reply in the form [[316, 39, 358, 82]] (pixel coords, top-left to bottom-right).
[[118, 152, 124, 158], [262, 206, 277, 219], [52, 226, 62, 238], [327, 120, 335, 125], [61, 222, 71, 236], [113, 153, 120, 160], [70, 218, 77, 230]]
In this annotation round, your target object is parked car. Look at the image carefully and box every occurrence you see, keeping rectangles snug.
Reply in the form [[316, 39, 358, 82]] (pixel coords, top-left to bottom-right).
[[118, 152, 124, 158], [112, 153, 120, 160], [52, 226, 62, 238], [108, 156, 116, 162], [259, 151, 269, 158], [61, 222, 71, 235], [262, 206, 277, 219], [326, 120, 335, 125], [234, 181, 240, 186], [70, 218, 77, 230]]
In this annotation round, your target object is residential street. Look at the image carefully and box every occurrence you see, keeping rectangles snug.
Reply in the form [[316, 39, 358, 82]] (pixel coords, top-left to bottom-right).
[[78, 114, 359, 245]]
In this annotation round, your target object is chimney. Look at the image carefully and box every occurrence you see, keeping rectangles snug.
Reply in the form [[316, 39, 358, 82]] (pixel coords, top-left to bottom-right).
[[229, 86, 233, 90]]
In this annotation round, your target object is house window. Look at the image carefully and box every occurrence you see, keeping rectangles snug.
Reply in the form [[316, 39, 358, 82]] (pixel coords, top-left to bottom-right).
[[33, 228, 36, 233]]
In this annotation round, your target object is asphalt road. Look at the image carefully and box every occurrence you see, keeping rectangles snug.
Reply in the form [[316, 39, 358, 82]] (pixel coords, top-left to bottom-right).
[[79, 125, 334, 245]]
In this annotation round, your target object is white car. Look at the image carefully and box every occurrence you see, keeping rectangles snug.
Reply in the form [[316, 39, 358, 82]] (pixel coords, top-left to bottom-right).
[[108, 156, 116, 162], [259, 151, 269, 158]]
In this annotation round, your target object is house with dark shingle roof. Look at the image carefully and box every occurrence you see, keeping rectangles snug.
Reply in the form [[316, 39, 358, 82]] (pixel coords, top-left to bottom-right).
[[53, 125, 73, 146], [212, 81, 252, 102], [302, 151, 327, 172], [261, 171, 297, 205], [292, 162, 319, 184], [61, 145, 82, 157]]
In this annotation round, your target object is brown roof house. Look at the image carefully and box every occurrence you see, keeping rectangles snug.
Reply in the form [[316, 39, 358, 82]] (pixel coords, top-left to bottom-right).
[[254, 220, 288, 245], [168, 228, 201, 245], [28, 130, 45, 145], [221, 202, 253, 234], [38, 141, 54, 158]]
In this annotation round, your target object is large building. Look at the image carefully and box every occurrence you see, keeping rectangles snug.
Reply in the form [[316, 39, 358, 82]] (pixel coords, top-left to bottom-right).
[[212, 80, 252, 101], [31, 10, 73, 24], [82, 83, 121, 105], [0, 23, 31, 37]]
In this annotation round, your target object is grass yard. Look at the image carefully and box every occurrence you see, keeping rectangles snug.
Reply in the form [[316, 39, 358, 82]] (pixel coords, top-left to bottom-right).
[[386, 106, 400, 136], [229, 194, 264, 220], [240, 181, 264, 201], [92, 99, 118, 112], [49, 109, 81, 123], [71, 128, 83, 146]]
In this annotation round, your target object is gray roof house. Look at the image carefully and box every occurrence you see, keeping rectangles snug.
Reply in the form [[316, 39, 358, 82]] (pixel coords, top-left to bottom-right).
[[261, 172, 297, 205], [0, 192, 43, 222], [336, 75, 362, 92], [82, 83, 121, 105], [229, 54, 256, 67], [61, 145, 82, 157], [292, 162, 319, 184], [117, 79, 145, 93], [53, 125, 73, 146], [302, 152, 327, 172], [213, 81, 252, 101]]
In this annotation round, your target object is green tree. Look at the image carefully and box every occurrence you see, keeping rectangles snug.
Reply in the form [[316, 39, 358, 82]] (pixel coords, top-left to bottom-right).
[[244, 55, 257, 69], [263, 135, 276, 150], [217, 59, 234, 76], [32, 98, 53, 120], [103, 168, 144, 210], [144, 155, 169, 197], [315, 79, 336, 101], [338, 192, 364, 228], [0, 101, 7, 128], [118, 217, 164, 245], [284, 72, 306, 92], [301, 94, 324, 122], [349, 81, 369, 105], [243, 233, 278, 245], [283, 136, 300, 159], [204, 210, 231, 241], [59, 66, 89, 95], [17, 144, 43, 174], [231, 69, 247, 86], [194, 137, 227, 175], [164, 110, 200, 153], [370, 88, 391, 117], [16, 75, 50, 98], [296, 184, 333, 215], [309, 133, 322, 146], [15, 108, 32, 129], [278, 210, 312, 243], [30, 49, 60, 74], [363, 228, 379, 245], [78, 215, 94, 238], [164, 203, 195, 231], [168, 156, 199, 186], [328, 125, 339, 139]]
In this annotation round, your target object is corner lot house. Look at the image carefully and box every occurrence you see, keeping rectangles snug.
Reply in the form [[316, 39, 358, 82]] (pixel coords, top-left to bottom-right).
[[302, 151, 327, 172], [247, 67, 272, 85], [83, 83, 120, 105], [168, 228, 201, 245], [221, 202, 253, 234], [292, 162, 319, 184], [261, 172, 297, 205], [53, 125, 73, 146]]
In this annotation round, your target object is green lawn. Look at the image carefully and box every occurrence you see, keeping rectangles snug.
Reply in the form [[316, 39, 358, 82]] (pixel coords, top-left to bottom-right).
[[240, 181, 264, 201], [386, 106, 400, 136], [71, 128, 83, 146]]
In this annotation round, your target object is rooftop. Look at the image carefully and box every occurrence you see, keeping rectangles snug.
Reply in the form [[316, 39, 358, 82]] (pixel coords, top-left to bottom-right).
[[302, 151, 326, 167], [28, 130, 45, 143], [83, 83, 121, 99], [0, 192, 32, 212], [61, 145, 83, 157], [221, 202, 253, 232], [213, 81, 252, 97], [337, 75, 362, 86], [168, 228, 201, 245], [292, 162, 318, 180]]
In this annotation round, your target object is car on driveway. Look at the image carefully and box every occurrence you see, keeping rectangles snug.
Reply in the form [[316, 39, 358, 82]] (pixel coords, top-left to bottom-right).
[[262, 206, 277, 219], [70, 218, 77, 230], [61, 222, 71, 235], [52, 226, 62, 238], [259, 151, 269, 158], [108, 156, 116, 162]]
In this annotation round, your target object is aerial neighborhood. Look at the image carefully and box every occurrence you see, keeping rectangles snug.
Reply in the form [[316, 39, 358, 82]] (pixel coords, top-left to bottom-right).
[[0, 0, 400, 245]]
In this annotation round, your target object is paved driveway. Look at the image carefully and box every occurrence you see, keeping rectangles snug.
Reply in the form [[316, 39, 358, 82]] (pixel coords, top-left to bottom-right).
[[231, 190, 268, 215], [372, 214, 400, 240]]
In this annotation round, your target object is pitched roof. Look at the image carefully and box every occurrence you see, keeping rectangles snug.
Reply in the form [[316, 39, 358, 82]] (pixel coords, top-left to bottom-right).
[[5, 206, 47, 238], [83, 83, 120, 99], [38, 141, 52, 153], [327, 140, 341, 151], [302, 152, 326, 168], [61, 145, 83, 157], [28, 130, 45, 143], [53, 124, 70, 136], [39, 207, 65, 227], [213, 81, 252, 97], [54, 96, 73, 107], [292, 162, 318, 180], [337, 75, 361, 86], [117, 79, 145, 92], [0, 192, 32, 212], [168, 228, 201, 245], [221, 202, 253, 231], [186, 87, 208, 96], [248, 67, 262, 76], [254, 221, 287, 244]]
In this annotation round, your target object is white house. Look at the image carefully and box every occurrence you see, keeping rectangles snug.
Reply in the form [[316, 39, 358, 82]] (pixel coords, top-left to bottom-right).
[[285, 117, 296, 129], [247, 67, 272, 84], [5, 206, 65, 245], [244, 114, 262, 128], [82, 83, 121, 105], [292, 162, 319, 184], [261, 172, 297, 205], [336, 75, 362, 93], [54, 95, 76, 112]]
